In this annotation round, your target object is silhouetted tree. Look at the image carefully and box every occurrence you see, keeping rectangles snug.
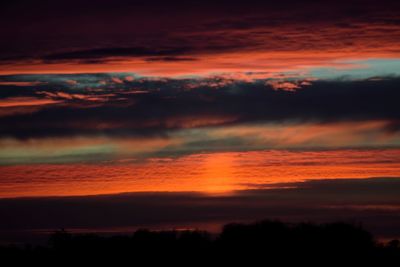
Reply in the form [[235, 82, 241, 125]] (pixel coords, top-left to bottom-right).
[[1, 220, 399, 265]]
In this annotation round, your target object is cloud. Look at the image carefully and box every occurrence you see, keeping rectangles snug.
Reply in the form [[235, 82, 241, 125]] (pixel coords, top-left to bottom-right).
[[1, 1, 400, 76], [145, 56, 197, 62], [42, 46, 194, 61], [0, 177, 399, 240], [1, 148, 399, 196], [0, 75, 399, 140], [65, 80, 77, 85], [265, 80, 302, 91], [0, 81, 46, 86], [0, 96, 62, 108], [36, 91, 117, 102]]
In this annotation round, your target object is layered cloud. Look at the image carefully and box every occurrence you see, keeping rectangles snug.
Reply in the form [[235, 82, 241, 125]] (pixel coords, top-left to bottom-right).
[[1, 1, 400, 76], [2, 1, 400, 246], [0, 70, 399, 169], [1, 149, 400, 198], [1, 177, 399, 241], [0, 74, 399, 139]]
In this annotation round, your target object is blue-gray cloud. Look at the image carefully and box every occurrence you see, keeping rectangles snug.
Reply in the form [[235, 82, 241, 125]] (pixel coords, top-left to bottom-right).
[[0, 74, 399, 140]]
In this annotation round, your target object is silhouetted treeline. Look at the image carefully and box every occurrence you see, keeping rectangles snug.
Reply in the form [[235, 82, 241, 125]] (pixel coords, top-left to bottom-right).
[[1, 221, 399, 265]]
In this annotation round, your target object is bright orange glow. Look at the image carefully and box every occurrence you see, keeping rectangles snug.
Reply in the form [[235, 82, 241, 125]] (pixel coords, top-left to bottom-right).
[[1, 149, 399, 198], [199, 153, 236, 193]]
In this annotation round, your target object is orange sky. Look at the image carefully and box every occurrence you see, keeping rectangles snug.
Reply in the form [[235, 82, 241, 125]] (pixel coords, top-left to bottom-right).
[[1, 149, 399, 198], [1, 0, 400, 201], [2, 50, 400, 77]]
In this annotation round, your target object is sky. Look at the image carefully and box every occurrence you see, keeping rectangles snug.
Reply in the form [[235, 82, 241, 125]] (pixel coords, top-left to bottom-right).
[[0, 0, 400, 241]]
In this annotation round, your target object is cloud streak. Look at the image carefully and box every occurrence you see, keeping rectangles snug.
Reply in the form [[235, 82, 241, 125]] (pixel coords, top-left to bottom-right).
[[0, 75, 399, 140], [1, 1, 400, 76], [1, 177, 399, 241], [1, 149, 399, 197]]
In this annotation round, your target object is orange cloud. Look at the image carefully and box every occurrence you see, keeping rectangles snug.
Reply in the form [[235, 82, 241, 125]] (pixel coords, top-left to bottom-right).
[[0, 81, 46, 86], [0, 97, 62, 108], [1, 50, 398, 77], [37, 91, 116, 102], [265, 80, 301, 91], [1, 149, 399, 198]]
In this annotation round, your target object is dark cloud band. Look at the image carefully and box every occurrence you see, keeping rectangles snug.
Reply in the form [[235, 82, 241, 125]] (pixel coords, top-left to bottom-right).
[[1, 177, 399, 241], [0, 75, 399, 139]]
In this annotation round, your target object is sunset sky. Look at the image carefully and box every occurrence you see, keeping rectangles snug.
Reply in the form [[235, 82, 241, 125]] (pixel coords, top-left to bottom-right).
[[1, 0, 400, 241]]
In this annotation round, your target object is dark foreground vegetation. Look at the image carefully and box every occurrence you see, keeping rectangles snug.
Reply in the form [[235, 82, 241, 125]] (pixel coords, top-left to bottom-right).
[[1, 221, 399, 265]]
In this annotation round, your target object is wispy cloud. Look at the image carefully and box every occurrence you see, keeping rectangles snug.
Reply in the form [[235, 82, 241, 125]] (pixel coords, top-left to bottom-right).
[[1, 1, 400, 76], [0, 96, 62, 108]]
